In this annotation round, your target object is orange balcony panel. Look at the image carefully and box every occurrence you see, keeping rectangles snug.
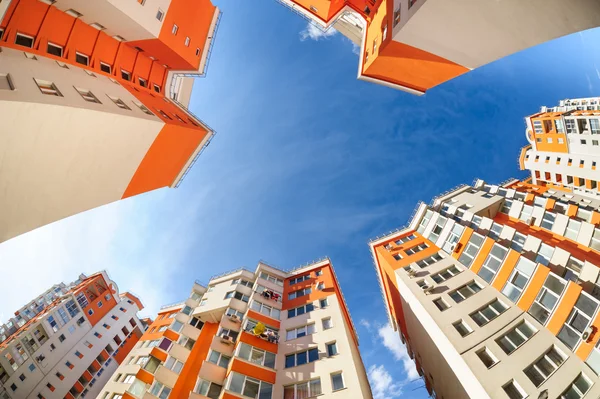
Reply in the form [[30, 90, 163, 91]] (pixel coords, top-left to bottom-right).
[[246, 310, 281, 329], [123, 393, 137, 399], [64, 393, 74, 399], [36, 6, 75, 49], [64, 19, 100, 64], [136, 368, 154, 385], [239, 331, 278, 353], [230, 358, 276, 384], [150, 346, 168, 363], [82, 371, 93, 382], [547, 282, 582, 336], [452, 227, 473, 260], [73, 381, 84, 393], [163, 329, 180, 342]]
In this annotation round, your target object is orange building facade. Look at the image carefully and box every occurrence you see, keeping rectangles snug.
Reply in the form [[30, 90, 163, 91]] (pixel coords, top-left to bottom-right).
[[278, 0, 600, 95], [520, 97, 600, 198], [0, 0, 220, 244], [98, 260, 373, 399], [370, 177, 600, 398], [0, 271, 148, 399]]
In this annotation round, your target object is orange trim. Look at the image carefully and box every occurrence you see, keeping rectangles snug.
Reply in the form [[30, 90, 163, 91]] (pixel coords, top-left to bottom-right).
[[516, 265, 550, 312], [123, 292, 144, 311], [469, 237, 495, 274], [170, 322, 219, 398], [546, 282, 582, 335], [575, 311, 600, 361], [230, 358, 276, 384], [490, 250, 521, 292]]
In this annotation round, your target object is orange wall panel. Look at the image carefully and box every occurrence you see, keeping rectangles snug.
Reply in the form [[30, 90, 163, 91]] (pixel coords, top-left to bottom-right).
[[452, 227, 473, 260], [230, 358, 276, 384], [65, 19, 99, 62], [3, 0, 49, 39], [135, 368, 154, 385], [133, 53, 154, 82], [92, 32, 120, 72], [575, 311, 600, 361], [36, 6, 74, 48], [150, 346, 168, 363], [170, 322, 219, 398], [490, 250, 521, 292], [114, 331, 140, 364], [516, 265, 550, 312], [546, 282, 582, 336], [469, 238, 495, 274], [122, 123, 209, 199], [115, 42, 138, 75]]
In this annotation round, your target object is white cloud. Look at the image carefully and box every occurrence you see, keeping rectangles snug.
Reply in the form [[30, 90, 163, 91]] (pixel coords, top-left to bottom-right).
[[300, 22, 337, 41], [352, 43, 361, 55], [378, 324, 420, 381], [368, 364, 404, 399]]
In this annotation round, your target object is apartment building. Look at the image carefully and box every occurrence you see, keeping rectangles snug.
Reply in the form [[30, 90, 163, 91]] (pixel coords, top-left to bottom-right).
[[520, 97, 600, 199], [0, 0, 220, 244], [98, 259, 373, 399], [370, 178, 600, 398], [0, 271, 147, 399], [277, 0, 600, 95]]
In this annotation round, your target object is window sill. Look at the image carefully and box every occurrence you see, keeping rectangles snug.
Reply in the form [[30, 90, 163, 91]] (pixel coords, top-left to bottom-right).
[[332, 387, 347, 393]]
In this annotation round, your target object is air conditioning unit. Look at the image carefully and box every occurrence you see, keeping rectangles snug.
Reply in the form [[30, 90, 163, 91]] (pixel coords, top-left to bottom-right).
[[220, 334, 234, 345], [449, 243, 457, 252], [421, 284, 435, 295], [228, 314, 240, 323], [583, 326, 596, 342], [453, 243, 463, 253]]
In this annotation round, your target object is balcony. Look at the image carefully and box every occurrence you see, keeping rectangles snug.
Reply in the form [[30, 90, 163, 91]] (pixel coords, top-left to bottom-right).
[[198, 360, 227, 384]]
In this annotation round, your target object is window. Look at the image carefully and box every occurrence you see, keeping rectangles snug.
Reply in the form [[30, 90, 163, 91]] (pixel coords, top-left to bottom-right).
[[100, 62, 111, 74], [120, 69, 131, 81], [470, 299, 507, 326], [199, 298, 207, 306], [503, 380, 526, 399], [454, 320, 472, 337], [565, 256, 584, 282], [164, 356, 184, 373], [231, 279, 253, 287], [156, 9, 164, 21], [59, 334, 66, 342], [331, 372, 345, 391], [478, 244, 508, 283], [566, 119, 577, 133], [322, 317, 333, 330], [415, 253, 443, 268], [46, 42, 63, 57], [74, 87, 101, 103], [316, 282, 324, 290], [501, 199, 513, 214], [153, 84, 161, 93], [196, 47, 201, 56], [75, 52, 89, 66], [518, 205, 533, 222], [224, 291, 250, 303], [431, 265, 461, 283], [591, 228, 600, 251], [107, 95, 131, 110], [539, 212, 555, 232], [123, 375, 136, 384], [138, 77, 147, 88], [227, 372, 272, 399], [449, 281, 482, 303], [458, 233, 484, 267], [149, 381, 171, 399], [286, 324, 315, 340], [195, 379, 223, 399], [34, 79, 62, 96], [219, 327, 239, 341], [428, 216, 447, 242], [558, 293, 599, 350], [442, 223, 465, 253], [529, 274, 565, 325], [565, 219, 581, 241], [476, 347, 498, 368], [225, 307, 244, 319], [208, 350, 231, 368], [15, 33, 34, 48], [489, 223, 503, 240], [288, 287, 311, 300], [511, 232, 527, 252], [283, 378, 322, 399], [172, 24, 178, 34], [405, 243, 428, 255], [171, 320, 184, 332], [289, 274, 310, 285], [185, 37, 190, 46], [524, 346, 565, 387], [502, 257, 536, 302], [288, 303, 314, 318], [326, 342, 338, 356], [285, 348, 318, 368], [417, 210, 433, 233], [433, 298, 449, 311], [237, 343, 276, 368]]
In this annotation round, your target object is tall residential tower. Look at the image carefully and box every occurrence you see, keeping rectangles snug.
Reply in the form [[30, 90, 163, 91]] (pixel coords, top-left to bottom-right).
[[371, 178, 600, 398], [0, 0, 220, 244], [98, 260, 372, 399], [277, 0, 600, 95], [0, 271, 147, 399]]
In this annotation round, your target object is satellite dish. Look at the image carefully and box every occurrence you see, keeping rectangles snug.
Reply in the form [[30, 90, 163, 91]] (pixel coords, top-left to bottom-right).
[[538, 389, 548, 399]]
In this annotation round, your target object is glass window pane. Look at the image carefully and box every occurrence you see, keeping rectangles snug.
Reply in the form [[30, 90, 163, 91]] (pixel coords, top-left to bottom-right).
[[242, 380, 260, 398], [308, 348, 319, 362], [229, 373, 245, 394], [296, 351, 307, 366]]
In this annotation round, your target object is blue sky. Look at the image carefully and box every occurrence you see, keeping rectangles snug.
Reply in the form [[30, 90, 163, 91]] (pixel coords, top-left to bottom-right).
[[2, 2, 600, 398]]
